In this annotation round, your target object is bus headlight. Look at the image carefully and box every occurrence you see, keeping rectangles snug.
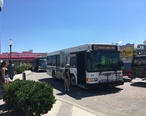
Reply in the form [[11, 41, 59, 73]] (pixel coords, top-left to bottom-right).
[[86, 78, 98, 82]]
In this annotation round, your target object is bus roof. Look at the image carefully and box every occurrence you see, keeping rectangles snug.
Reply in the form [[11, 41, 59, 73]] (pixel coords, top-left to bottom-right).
[[47, 43, 118, 56]]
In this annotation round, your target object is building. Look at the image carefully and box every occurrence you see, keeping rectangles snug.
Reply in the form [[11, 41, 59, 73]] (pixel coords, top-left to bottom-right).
[[0, 50, 47, 66], [120, 43, 134, 63]]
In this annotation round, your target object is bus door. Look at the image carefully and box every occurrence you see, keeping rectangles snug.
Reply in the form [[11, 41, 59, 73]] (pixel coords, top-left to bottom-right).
[[56, 55, 61, 79], [77, 52, 86, 85]]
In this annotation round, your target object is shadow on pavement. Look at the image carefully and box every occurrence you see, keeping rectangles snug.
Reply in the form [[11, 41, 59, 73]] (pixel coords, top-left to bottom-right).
[[0, 86, 4, 100], [0, 103, 34, 116], [130, 82, 146, 88], [34, 70, 46, 73], [39, 78, 123, 100], [0, 98, 26, 116], [123, 78, 132, 82], [0, 104, 11, 115], [0, 93, 3, 100]]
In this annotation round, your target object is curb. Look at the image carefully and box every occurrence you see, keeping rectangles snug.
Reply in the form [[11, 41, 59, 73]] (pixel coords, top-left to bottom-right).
[[56, 97, 107, 116]]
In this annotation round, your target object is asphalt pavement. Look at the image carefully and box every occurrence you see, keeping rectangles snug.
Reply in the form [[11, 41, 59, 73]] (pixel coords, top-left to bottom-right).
[[0, 71, 106, 116]]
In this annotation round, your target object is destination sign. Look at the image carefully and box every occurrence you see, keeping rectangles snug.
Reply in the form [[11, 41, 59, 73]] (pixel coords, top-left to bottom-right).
[[92, 45, 117, 51]]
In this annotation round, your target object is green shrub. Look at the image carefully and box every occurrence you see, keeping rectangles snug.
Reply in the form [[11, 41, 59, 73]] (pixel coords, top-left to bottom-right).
[[20, 63, 32, 70], [15, 63, 33, 74], [3, 79, 56, 116], [15, 66, 25, 74]]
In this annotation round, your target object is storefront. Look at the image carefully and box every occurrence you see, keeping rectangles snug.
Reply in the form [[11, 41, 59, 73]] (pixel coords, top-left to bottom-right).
[[0, 51, 44, 66]]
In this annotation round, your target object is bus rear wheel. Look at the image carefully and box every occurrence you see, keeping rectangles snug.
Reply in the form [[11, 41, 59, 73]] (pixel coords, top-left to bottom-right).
[[70, 75, 76, 86]]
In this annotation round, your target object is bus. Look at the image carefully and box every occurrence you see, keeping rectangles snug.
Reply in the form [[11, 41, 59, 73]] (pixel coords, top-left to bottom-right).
[[33, 57, 47, 72], [132, 55, 146, 79], [46, 44, 124, 89]]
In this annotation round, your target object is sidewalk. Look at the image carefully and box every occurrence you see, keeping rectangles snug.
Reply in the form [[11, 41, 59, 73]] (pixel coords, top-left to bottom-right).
[[0, 71, 106, 116]]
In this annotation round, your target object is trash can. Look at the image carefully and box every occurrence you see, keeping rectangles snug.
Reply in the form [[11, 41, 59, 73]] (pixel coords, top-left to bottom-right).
[[22, 72, 26, 80]]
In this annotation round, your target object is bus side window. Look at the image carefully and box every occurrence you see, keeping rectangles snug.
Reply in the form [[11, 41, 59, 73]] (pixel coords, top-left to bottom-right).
[[71, 63, 76, 68], [101, 56, 106, 65], [49, 63, 52, 65], [70, 56, 77, 68]]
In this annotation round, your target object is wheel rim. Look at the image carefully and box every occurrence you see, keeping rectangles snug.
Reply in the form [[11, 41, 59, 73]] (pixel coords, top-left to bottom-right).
[[71, 76, 76, 86]]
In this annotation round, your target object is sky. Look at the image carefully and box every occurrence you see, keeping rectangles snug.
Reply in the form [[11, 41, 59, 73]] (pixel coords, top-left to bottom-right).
[[0, 0, 146, 53]]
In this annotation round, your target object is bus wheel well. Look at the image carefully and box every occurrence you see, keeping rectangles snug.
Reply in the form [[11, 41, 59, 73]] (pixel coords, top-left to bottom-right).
[[52, 71, 56, 80], [70, 74, 76, 86]]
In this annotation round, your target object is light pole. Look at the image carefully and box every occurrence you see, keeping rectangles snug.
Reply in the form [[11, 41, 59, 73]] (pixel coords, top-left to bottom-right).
[[0, 0, 4, 62], [9, 39, 12, 60], [0, 0, 3, 12]]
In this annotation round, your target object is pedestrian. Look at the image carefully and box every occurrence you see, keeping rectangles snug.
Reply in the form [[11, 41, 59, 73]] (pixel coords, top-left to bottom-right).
[[0, 61, 12, 85], [7, 60, 15, 80], [64, 64, 70, 92]]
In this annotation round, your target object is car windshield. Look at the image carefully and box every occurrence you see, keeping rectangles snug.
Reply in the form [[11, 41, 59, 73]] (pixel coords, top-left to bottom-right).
[[86, 51, 121, 72]]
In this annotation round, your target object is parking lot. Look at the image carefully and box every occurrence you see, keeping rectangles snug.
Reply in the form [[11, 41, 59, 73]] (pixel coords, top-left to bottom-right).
[[1, 72, 145, 116], [36, 72, 146, 116], [61, 77, 146, 116]]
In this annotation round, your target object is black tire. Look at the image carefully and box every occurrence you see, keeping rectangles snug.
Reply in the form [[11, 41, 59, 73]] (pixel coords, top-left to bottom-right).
[[70, 75, 76, 86]]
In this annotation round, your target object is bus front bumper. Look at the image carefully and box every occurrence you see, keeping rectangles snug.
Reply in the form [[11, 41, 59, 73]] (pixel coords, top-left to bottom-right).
[[86, 81, 124, 89]]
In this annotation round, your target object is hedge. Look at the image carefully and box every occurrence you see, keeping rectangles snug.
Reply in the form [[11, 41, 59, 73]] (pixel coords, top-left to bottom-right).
[[3, 79, 56, 116]]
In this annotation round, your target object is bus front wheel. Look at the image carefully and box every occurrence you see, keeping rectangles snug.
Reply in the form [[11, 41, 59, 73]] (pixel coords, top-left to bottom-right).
[[70, 75, 76, 86]]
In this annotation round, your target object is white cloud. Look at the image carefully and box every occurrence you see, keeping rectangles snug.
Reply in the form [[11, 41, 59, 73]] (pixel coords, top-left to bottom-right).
[[118, 41, 123, 45]]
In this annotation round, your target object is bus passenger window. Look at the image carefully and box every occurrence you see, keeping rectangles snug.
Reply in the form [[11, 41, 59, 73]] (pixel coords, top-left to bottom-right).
[[101, 56, 106, 65], [72, 63, 76, 68]]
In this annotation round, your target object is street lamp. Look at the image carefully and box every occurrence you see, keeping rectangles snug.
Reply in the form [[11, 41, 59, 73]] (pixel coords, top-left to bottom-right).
[[0, 0, 3, 12], [0, 0, 4, 62], [9, 39, 12, 60]]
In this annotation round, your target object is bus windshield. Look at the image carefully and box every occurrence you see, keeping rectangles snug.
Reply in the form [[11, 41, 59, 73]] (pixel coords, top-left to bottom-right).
[[39, 59, 47, 65], [132, 56, 146, 66], [86, 51, 121, 72]]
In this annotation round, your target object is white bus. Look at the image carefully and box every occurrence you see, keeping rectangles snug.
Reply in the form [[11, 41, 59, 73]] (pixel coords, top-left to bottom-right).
[[46, 43, 124, 89]]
